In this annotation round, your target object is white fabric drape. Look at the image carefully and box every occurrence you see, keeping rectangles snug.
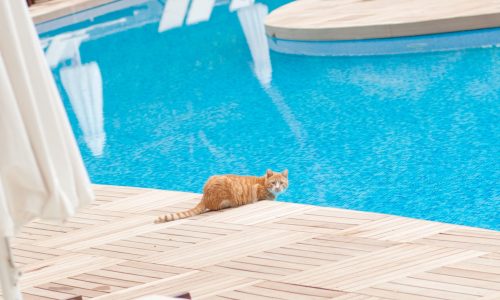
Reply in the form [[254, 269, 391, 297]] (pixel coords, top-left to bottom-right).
[[0, 0, 94, 298]]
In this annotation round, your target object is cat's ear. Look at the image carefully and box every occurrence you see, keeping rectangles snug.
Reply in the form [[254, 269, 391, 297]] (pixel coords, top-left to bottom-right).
[[282, 169, 288, 177], [266, 169, 273, 177]]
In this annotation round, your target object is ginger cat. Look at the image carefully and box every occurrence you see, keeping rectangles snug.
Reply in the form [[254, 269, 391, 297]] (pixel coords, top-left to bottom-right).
[[154, 169, 288, 223]]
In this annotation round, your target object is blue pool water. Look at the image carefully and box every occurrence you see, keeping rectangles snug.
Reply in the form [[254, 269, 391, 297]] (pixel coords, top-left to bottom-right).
[[40, 0, 499, 229]]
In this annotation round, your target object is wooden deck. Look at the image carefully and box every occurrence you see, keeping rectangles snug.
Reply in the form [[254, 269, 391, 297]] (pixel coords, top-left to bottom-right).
[[265, 0, 500, 41], [1, 184, 499, 299], [29, 0, 114, 24]]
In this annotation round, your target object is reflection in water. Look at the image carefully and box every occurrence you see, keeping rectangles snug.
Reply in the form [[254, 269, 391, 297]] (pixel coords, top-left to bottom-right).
[[186, 0, 216, 25], [45, 35, 105, 157], [42, 0, 165, 157], [61, 62, 104, 157], [158, 0, 191, 31], [42, 0, 275, 158], [156, 0, 273, 89], [45, 34, 85, 68], [230, 0, 255, 11], [237, 3, 272, 86]]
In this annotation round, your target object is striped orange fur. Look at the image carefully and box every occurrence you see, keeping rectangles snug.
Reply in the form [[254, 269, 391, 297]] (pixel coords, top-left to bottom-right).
[[154, 169, 288, 223]]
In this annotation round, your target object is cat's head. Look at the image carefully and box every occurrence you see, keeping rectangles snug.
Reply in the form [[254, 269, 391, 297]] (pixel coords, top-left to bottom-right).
[[265, 169, 289, 195]]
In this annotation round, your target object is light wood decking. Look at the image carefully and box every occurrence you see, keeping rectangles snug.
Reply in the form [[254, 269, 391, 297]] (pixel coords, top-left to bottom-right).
[[265, 0, 500, 41], [2, 185, 500, 299], [30, 0, 114, 24]]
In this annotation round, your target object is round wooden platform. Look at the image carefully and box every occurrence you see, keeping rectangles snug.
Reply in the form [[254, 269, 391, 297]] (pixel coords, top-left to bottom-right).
[[265, 0, 500, 41]]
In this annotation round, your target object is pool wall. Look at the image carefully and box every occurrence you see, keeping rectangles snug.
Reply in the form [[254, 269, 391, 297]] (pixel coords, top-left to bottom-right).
[[268, 27, 500, 56]]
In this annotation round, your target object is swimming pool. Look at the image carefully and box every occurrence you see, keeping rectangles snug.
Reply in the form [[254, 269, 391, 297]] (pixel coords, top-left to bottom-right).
[[39, 0, 500, 230]]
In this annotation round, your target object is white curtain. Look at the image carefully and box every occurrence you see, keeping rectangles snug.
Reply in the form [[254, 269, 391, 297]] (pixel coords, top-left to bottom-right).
[[0, 0, 94, 298]]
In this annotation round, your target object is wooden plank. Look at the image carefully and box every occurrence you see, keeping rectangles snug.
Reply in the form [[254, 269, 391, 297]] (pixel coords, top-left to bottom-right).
[[20, 254, 124, 288], [97, 190, 199, 213], [236, 285, 327, 300], [140, 232, 203, 244], [173, 223, 242, 235], [21, 293, 54, 300], [304, 207, 385, 221], [300, 236, 392, 252], [15, 255, 41, 265], [70, 274, 138, 289], [254, 281, 345, 298], [256, 221, 348, 234], [13, 249, 55, 260], [267, 245, 352, 262], [92, 244, 158, 256], [234, 256, 313, 271], [216, 290, 283, 300], [109, 240, 173, 252], [52, 277, 122, 293], [373, 282, 478, 300], [424, 233, 500, 246], [357, 287, 443, 300], [284, 242, 366, 257], [275, 218, 353, 230], [430, 266, 500, 282], [215, 261, 297, 276], [447, 262, 500, 275], [142, 228, 315, 268], [182, 220, 251, 232], [393, 276, 494, 296], [200, 296, 235, 300], [82, 248, 142, 260], [118, 261, 191, 275], [332, 293, 388, 300], [103, 265, 180, 279], [157, 228, 222, 240], [24, 222, 73, 233], [410, 272, 500, 291], [12, 244, 68, 256], [252, 251, 329, 266], [415, 235, 500, 252], [314, 234, 398, 249], [443, 228, 500, 239], [125, 235, 192, 248], [92, 271, 256, 300], [35, 282, 107, 298], [203, 201, 312, 225], [76, 208, 133, 218], [465, 257, 500, 267], [292, 213, 370, 225], [85, 269, 158, 284], [202, 265, 290, 281], [21, 287, 75, 300]]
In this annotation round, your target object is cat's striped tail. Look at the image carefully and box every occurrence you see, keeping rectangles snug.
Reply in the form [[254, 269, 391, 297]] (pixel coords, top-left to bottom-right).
[[154, 202, 206, 223]]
